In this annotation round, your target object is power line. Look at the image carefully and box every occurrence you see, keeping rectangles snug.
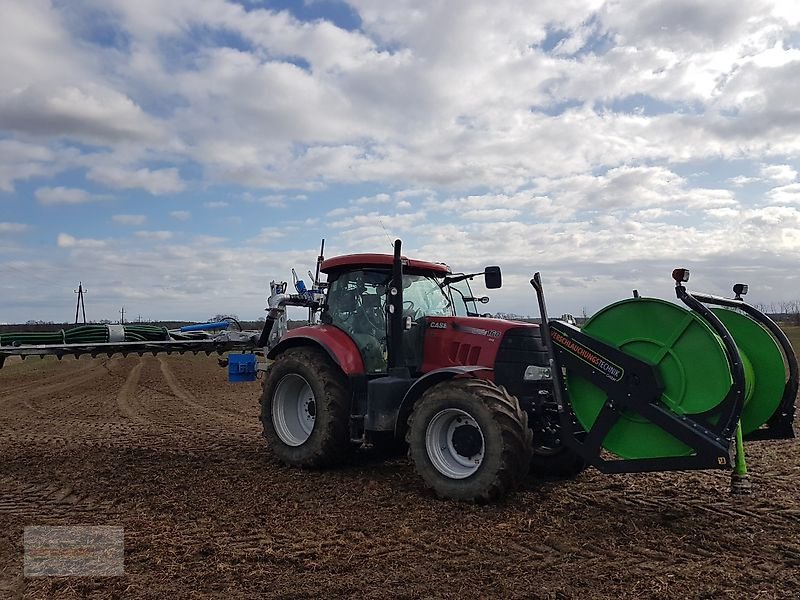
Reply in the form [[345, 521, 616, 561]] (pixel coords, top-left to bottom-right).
[[73, 282, 87, 324]]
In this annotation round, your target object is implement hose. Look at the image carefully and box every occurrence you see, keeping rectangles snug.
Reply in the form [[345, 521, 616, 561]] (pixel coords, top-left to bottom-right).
[[0, 324, 171, 347]]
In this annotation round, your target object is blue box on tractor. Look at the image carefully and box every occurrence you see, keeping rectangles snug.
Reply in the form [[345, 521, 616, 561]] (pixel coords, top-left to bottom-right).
[[228, 353, 257, 382]]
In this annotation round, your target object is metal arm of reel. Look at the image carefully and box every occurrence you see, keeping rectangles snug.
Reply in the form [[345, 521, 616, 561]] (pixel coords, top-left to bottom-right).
[[676, 284, 796, 440]]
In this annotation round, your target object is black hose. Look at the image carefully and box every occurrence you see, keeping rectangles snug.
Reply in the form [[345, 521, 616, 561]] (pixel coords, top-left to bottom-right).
[[0, 324, 172, 346]]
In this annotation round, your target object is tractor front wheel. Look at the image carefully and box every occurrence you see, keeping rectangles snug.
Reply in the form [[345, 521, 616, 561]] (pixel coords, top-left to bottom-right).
[[407, 378, 532, 503], [260, 347, 350, 467]]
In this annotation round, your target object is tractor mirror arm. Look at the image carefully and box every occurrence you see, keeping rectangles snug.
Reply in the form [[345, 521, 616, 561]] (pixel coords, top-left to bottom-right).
[[443, 266, 502, 289], [443, 272, 478, 285]]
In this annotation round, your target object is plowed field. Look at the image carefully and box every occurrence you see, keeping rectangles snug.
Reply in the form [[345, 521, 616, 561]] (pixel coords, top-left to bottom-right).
[[0, 354, 798, 599]]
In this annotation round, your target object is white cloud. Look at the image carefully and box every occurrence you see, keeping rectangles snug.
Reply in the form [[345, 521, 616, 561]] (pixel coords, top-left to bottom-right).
[[169, 210, 191, 221], [326, 207, 351, 218], [461, 208, 522, 221], [254, 195, 287, 208], [134, 230, 173, 240], [35, 186, 106, 205], [57, 233, 106, 248], [0, 1, 93, 91], [760, 164, 797, 184], [192, 234, 227, 245], [352, 193, 392, 205], [203, 201, 229, 209], [112, 214, 147, 225], [766, 183, 800, 204], [87, 166, 185, 194], [0, 222, 30, 234], [0, 84, 164, 144], [0, 139, 61, 192], [727, 175, 760, 187], [248, 227, 286, 243]]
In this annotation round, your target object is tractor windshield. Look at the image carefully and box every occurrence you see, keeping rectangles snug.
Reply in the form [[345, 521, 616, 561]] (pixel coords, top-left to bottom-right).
[[402, 274, 454, 319]]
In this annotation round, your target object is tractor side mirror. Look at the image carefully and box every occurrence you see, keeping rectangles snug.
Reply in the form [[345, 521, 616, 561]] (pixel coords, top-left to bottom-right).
[[484, 266, 502, 289]]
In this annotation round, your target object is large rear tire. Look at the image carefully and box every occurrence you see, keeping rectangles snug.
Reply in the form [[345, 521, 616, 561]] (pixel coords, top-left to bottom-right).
[[260, 347, 351, 467], [407, 378, 532, 503]]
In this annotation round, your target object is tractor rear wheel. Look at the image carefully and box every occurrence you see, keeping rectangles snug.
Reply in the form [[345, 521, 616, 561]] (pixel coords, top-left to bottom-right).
[[260, 347, 350, 467], [407, 378, 532, 503]]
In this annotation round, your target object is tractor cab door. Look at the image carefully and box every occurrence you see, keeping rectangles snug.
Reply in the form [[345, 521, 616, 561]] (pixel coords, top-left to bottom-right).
[[400, 274, 455, 371], [324, 269, 389, 374], [448, 276, 479, 317]]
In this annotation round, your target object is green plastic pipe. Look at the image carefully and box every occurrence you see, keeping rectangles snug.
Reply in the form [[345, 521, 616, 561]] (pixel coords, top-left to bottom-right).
[[734, 420, 748, 477]]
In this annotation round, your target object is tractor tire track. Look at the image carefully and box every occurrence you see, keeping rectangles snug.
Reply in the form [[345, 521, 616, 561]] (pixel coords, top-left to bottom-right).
[[0, 358, 116, 411], [115, 358, 145, 422], [158, 356, 254, 429], [0, 357, 99, 398], [19, 358, 127, 423], [0, 418, 258, 457], [0, 475, 116, 521], [160, 353, 261, 421]]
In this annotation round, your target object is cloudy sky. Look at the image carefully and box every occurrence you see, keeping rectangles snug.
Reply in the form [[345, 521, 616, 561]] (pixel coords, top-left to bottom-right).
[[1, 0, 799, 322]]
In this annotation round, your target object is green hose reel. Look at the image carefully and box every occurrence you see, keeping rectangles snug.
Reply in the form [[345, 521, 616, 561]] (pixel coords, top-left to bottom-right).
[[566, 298, 788, 460]]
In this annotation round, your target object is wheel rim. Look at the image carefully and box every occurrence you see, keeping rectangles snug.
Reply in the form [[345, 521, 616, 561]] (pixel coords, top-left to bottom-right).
[[272, 374, 316, 446], [425, 408, 485, 479]]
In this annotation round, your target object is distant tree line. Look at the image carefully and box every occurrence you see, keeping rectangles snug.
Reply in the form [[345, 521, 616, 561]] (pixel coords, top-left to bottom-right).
[[752, 302, 800, 326]]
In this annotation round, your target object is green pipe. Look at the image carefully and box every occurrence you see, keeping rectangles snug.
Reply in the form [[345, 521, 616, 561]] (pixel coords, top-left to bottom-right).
[[0, 324, 171, 346], [730, 420, 752, 495], [734, 420, 747, 476]]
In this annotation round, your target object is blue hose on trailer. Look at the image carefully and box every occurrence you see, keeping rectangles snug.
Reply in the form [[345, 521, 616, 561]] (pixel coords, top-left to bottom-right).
[[179, 321, 230, 333]]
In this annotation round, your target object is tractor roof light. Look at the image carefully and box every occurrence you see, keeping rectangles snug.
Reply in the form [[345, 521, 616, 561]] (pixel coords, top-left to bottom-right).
[[672, 268, 690, 284], [733, 283, 748, 299]]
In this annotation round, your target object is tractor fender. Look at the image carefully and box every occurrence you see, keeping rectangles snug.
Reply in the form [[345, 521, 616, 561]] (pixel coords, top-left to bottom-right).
[[394, 366, 492, 437], [267, 326, 366, 376]]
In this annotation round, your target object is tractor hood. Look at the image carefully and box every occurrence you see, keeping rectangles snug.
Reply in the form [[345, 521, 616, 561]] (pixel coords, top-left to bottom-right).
[[419, 315, 541, 373]]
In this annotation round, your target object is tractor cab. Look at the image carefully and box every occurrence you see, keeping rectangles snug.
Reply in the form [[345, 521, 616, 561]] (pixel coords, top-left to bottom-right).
[[320, 253, 456, 373]]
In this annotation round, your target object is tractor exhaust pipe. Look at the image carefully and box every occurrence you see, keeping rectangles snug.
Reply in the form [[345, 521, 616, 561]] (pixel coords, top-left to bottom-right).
[[387, 239, 405, 371]]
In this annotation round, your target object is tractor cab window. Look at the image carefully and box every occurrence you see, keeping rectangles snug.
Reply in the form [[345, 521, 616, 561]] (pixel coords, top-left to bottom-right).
[[448, 276, 479, 317], [402, 274, 454, 320], [325, 270, 388, 373]]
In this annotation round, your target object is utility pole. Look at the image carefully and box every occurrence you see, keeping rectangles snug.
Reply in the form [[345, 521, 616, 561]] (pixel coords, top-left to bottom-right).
[[119, 306, 125, 324], [74, 282, 87, 324]]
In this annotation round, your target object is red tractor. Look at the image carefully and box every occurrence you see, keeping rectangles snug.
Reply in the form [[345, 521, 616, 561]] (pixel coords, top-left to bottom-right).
[[260, 240, 583, 502], [259, 241, 798, 503]]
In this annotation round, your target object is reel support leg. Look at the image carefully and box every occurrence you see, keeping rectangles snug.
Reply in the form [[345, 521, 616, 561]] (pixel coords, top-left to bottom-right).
[[731, 421, 751, 495]]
